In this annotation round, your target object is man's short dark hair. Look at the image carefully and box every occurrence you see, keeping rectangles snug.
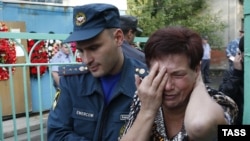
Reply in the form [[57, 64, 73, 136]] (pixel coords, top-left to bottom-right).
[[239, 36, 244, 52]]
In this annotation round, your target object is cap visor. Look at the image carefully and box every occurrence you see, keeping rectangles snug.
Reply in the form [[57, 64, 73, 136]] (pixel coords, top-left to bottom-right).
[[136, 27, 143, 33], [64, 28, 104, 43]]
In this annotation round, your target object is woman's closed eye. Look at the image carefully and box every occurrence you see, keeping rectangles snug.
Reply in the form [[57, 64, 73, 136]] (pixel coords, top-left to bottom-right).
[[171, 73, 186, 79]]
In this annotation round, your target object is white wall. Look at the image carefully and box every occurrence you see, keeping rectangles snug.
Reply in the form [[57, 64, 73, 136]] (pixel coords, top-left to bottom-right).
[[208, 0, 243, 47]]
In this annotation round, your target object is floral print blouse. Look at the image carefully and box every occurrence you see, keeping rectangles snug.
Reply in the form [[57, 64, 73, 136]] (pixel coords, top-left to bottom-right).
[[120, 86, 238, 141]]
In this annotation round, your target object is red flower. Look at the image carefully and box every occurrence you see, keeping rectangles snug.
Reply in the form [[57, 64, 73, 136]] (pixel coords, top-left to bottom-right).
[[27, 39, 48, 77], [0, 22, 17, 81]]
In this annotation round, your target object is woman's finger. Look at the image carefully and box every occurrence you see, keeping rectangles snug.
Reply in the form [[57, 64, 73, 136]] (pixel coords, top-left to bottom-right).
[[146, 63, 160, 86], [151, 66, 167, 90], [135, 74, 141, 89]]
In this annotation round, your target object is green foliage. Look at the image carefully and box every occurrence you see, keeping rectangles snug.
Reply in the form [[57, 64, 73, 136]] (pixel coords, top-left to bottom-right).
[[127, 0, 227, 48]]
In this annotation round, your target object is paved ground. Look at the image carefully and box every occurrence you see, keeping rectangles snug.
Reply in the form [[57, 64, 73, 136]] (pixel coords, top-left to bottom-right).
[[2, 112, 48, 141]]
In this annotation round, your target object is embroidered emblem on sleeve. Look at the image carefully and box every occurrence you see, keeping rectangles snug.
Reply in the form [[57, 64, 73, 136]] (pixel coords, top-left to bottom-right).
[[52, 89, 61, 110]]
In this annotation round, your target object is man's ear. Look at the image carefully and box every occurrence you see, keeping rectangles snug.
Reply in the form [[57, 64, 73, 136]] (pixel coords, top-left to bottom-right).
[[114, 29, 124, 46]]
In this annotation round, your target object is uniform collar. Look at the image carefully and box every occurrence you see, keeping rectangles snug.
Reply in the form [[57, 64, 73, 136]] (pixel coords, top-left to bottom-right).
[[80, 56, 137, 99]]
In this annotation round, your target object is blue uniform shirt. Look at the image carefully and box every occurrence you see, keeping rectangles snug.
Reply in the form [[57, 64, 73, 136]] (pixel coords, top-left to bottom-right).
[[122, 40, 145, 63], [50, 50, 73, 72], [226, 38, 240, 57], [47, 56, 148, 141]]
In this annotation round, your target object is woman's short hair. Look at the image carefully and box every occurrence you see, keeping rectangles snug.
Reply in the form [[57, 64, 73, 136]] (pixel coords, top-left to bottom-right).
[[144, 26, 203, 70]]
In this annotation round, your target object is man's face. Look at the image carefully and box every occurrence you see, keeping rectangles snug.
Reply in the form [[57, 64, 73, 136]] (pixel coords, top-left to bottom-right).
[[239, 32, 244, 37], [202, 39, 208, 44], [76, 29, 124, 77], [150, 54, 197, 110], [61, 44, 71, 55], [125, 29, 136, 45], [129, 29, 136, 44], [238, 50, 244, 68]]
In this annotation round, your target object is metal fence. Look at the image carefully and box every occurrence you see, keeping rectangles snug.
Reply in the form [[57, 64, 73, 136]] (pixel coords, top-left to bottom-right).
[[0, 32, 148, 141], [0, 32, 80, 141]]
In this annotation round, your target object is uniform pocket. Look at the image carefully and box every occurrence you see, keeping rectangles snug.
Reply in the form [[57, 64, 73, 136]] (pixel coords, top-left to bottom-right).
[[71, 108, 98, 139]]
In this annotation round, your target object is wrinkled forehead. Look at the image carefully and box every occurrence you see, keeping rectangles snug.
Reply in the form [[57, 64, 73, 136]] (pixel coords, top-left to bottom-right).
[[149, 54, 189, 69]]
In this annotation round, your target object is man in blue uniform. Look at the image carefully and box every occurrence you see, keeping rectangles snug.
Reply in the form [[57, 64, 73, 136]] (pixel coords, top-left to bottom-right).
[[50, 43, 72, 90], [219, 36, 244, 125], [226, 30, 244, 71], [120, 15, 145, 63], [47, 3, 148, 141]]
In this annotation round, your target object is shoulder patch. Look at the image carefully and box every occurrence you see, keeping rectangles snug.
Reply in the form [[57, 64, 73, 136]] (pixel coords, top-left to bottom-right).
[[52, 89, 61, 110], [58, 64, 89, 76]]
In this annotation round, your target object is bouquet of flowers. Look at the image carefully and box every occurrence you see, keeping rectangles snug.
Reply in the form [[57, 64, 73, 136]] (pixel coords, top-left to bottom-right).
[[27, 39, 48, 77], [0, 22, 17, 80], [46, 39, 61, 61]]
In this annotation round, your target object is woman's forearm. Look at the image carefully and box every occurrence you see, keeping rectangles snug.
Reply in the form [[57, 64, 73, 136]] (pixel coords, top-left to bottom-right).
[[120, 109, 156, 141]]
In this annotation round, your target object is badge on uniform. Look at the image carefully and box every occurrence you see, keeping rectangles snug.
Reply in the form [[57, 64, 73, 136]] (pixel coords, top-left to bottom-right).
[[135, 67, 148, 78], [75, 12, 86, 26], [135, 68, 146, 75]]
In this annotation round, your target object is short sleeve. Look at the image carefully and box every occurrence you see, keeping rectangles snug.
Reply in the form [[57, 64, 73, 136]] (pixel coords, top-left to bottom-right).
[[50, 56, 59, 72]]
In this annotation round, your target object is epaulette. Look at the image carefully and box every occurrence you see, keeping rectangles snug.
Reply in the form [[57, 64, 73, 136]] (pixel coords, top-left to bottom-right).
[[58, 64, 89, 76], [134, 66, 148, 78]]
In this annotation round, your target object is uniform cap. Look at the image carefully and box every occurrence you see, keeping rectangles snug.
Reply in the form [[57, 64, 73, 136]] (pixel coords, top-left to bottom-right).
[[64, 3, 120, 43], [120, 15, 143, 33]]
